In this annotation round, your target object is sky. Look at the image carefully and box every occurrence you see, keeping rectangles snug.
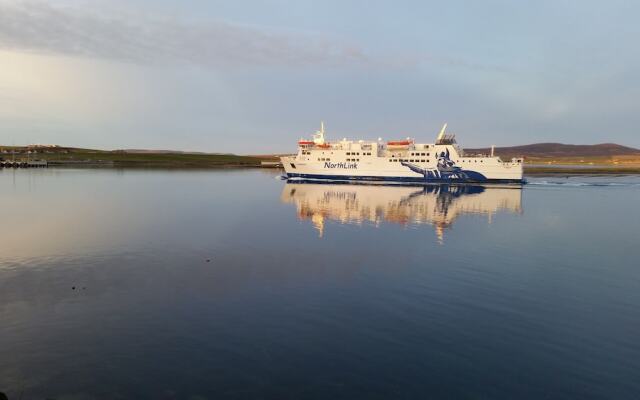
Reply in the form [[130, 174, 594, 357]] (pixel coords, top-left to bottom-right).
[[0, 0, 639, 154]]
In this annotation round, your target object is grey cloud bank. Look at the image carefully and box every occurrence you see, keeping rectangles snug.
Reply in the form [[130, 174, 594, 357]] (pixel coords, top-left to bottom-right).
[[0, 1, 369, 68], [0, 0, 639, 152]]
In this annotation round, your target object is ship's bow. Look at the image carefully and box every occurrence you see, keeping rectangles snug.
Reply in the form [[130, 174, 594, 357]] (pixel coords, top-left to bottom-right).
[[280, 156, 294, 176]]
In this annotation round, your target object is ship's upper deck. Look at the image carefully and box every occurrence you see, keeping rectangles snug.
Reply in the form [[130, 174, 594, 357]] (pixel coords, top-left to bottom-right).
[[297, 122, 453, 151], [295, 122, 521, 161]]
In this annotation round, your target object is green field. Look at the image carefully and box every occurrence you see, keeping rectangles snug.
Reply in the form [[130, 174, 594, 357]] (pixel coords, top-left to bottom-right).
[[45, 152, 263, 168], [524, 165, 640, 175], [3, 145, 640, 173], [522, 155, 640, 174], [522, 155, 640, 165], [0, 147, 266, 168]]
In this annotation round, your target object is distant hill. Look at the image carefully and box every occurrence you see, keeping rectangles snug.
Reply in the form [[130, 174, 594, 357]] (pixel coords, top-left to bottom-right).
[[465, 143, 640, 159]]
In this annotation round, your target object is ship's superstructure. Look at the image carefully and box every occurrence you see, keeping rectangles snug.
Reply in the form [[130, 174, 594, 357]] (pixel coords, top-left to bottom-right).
[[281, 123, 524, 183]]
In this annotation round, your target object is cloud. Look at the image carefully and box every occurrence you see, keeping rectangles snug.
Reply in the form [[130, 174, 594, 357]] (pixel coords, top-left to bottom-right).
[[0, 0, 371, 68]]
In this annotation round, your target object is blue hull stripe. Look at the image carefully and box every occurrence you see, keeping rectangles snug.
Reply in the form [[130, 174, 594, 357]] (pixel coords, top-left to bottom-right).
[[286, 173, 524, 184]]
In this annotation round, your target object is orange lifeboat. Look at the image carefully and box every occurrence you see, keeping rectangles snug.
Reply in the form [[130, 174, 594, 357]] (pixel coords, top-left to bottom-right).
[[387, 139, 412, 146], [316, 143, 331, 149], [298, 140, 314, 146]]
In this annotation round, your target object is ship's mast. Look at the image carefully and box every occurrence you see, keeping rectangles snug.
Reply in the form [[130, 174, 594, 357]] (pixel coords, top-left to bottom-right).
[[313, 121, 326, 145], [436, 123, 448, 143]]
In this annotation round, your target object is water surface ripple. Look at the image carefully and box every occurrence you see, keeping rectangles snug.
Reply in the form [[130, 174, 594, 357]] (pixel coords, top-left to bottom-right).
[[1, 170, 639, 399]]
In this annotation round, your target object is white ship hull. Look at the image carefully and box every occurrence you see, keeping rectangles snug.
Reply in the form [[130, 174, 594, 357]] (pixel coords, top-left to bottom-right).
[[281, 123, 523, 184], [282, 153, 523, 183]]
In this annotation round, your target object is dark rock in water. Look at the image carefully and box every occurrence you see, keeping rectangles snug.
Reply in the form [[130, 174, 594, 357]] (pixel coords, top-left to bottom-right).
[[0, 391, 8, 400], [72, 286, 76, 290], [206, 259, 211, 262]]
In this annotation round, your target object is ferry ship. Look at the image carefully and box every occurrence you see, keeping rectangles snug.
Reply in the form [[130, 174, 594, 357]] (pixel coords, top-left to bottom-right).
[[281, 181, 523, 242], [281, 123, 524, 183]]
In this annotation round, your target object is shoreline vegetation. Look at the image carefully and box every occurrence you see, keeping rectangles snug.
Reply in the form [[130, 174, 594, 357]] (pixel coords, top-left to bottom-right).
[[524, 165, 640, 175], [1, 145, 639, 174], [0, 146, 268, 169]]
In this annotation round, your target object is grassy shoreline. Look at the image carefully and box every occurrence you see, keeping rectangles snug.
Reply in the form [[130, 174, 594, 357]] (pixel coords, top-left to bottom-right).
[[8, 151, 267, 168], [27, 162, 640, 175], [524, 166, 640, 175], [3, 148, 640, 174]]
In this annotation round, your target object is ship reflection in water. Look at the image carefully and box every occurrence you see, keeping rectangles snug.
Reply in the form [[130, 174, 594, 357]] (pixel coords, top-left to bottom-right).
[[281, 181, 523, 242]]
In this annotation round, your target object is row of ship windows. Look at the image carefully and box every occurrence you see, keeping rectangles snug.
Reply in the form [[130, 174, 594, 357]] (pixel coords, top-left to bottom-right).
[[310, 157, 489, 163], [308, 157, 493, 164], [408, 152, 430, 156], [303, 151, 372, 156], [389, 157, 484, 163], [388, 159, 486, 163], [389, 159, 428, 163], [316, 158, 361, 162]]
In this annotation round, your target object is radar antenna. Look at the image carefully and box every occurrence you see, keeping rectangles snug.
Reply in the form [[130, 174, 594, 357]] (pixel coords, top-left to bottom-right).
[[436, 123, 456, 144]]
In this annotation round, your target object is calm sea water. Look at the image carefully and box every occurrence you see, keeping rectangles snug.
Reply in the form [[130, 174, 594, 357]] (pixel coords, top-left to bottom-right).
[[1, 169, 639, 400]]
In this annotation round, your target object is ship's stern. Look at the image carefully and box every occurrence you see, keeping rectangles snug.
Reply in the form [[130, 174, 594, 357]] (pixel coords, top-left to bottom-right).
[[501, 158, 525, 183]]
